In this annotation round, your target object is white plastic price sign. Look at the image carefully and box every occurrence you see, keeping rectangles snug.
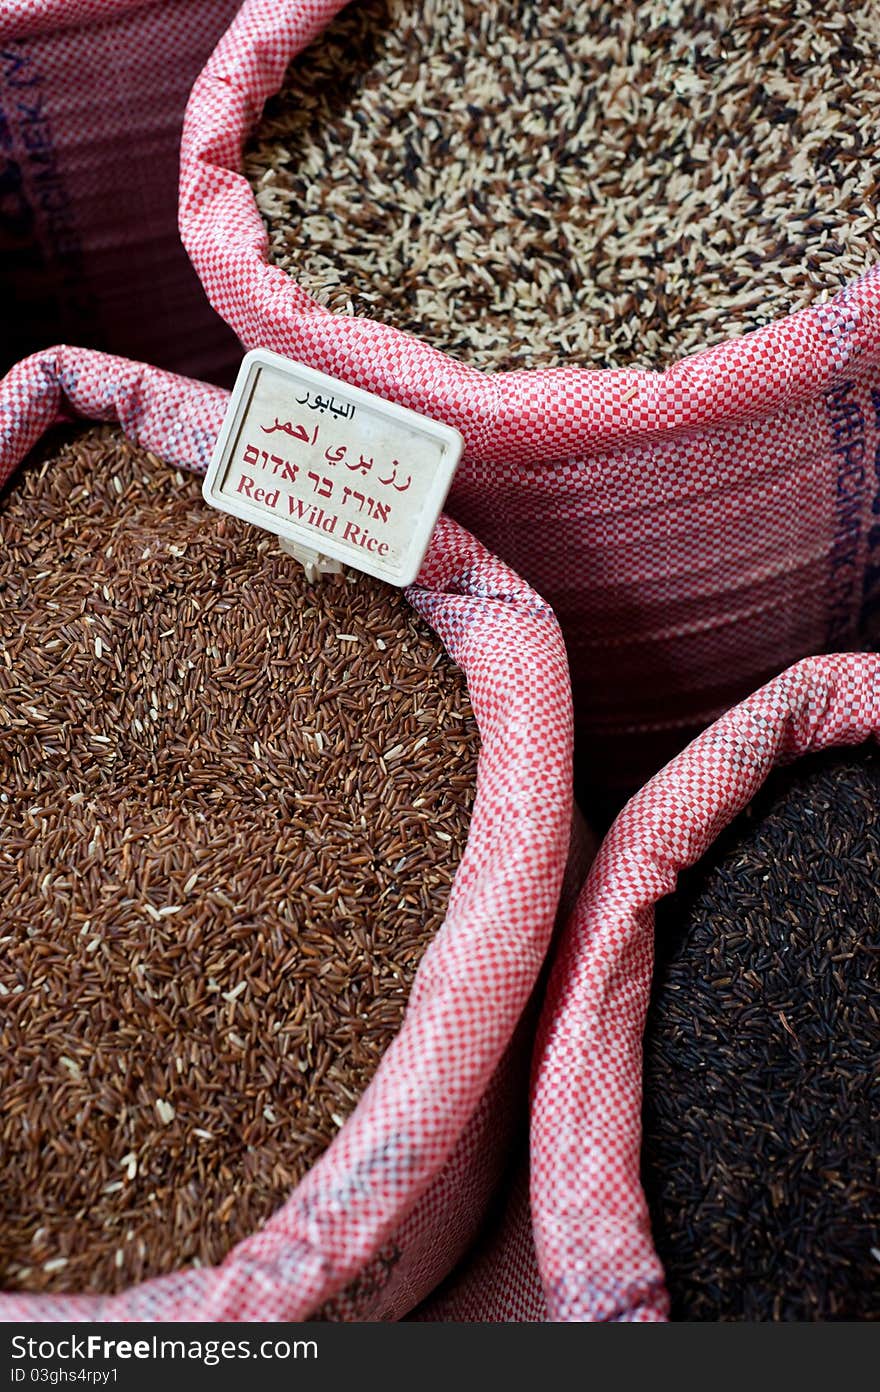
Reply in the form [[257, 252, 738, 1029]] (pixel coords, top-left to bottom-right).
[[202, 348, 464, 586]]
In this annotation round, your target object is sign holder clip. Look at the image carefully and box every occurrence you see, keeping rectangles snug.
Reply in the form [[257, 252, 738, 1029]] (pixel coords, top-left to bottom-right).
[[278, 537, 344, 583]]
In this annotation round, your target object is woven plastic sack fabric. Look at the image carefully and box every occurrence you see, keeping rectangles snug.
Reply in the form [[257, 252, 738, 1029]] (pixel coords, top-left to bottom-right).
[[178, 0, 880, 800], [0, 344, 577, 1322], [411, 1154, 547, 1322], [530, 651, 880, 1322], [0, 0, 242, 384], [413, 803, 596, 1323]]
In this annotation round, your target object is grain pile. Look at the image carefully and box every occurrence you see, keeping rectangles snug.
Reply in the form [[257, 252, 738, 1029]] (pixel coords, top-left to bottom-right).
[[641, 746, 880, 1322], [245, 0, 879, 371], [0, 426, 479, 1296]]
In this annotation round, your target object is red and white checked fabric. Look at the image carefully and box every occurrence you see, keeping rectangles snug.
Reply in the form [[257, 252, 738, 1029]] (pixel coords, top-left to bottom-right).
[[412, 1152, 547, 1323], [0, 347, 229, 484], [414, 806, 596, 1324], [0, 346, 577, 1321], [530, 651, 880, 1321], [178, 0, 880, 795], [0, 2, 147, 35], [0, 0, 242, 384]]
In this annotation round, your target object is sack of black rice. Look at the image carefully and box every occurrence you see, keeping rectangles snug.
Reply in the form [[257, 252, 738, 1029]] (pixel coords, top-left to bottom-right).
[[531, 653, 880, 1321]]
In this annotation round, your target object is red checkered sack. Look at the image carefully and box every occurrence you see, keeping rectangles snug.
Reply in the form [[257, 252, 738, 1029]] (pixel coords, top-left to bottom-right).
[[530, 651, 880, 1321], [178, 0, 880, 798], [0, 345, 578, 1321], [0, 1, 242, 384]]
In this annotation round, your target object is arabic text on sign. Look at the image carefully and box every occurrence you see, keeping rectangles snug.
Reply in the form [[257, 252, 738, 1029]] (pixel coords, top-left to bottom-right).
[[294, 393, 356, 420], [252, 425, 415, 495]]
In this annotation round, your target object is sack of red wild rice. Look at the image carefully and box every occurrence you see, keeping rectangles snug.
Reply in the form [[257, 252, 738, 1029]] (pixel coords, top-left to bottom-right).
[[0, 0, 242, 383], [0, 345, 580, 1321], [179, 0, 880, 803], [531, 652, 880, 1321]]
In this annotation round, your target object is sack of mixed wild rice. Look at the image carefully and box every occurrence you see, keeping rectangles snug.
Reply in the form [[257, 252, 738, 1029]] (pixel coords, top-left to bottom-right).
[[0, 0, 241, 383], [531, 652, 880, 1321], [0, 345, 580, 1321], [179, 0, 880, 804]]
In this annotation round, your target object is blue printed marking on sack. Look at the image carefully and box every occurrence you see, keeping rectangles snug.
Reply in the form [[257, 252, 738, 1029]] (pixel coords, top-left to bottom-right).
[[1, 43, 95, 330], [859, 385, 880, 630], [824, 379, 867, 645]]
